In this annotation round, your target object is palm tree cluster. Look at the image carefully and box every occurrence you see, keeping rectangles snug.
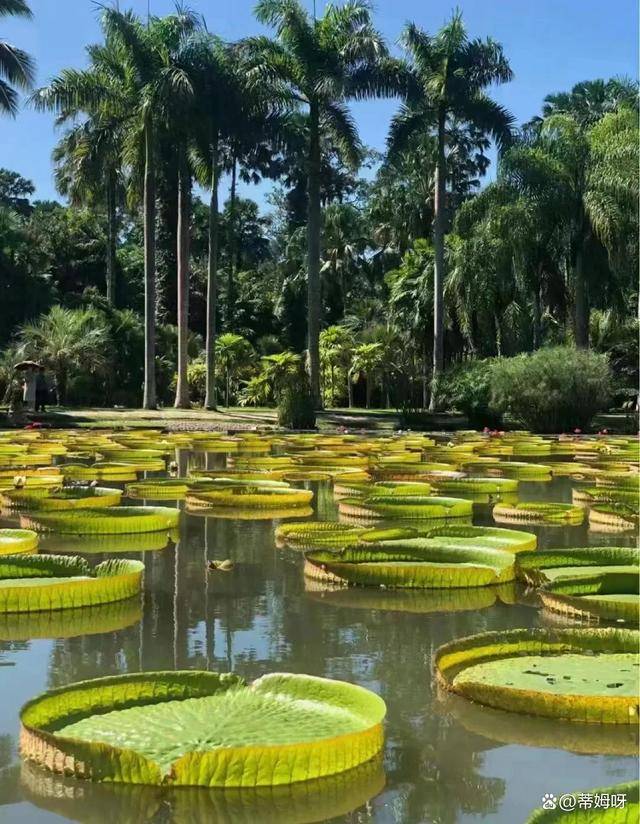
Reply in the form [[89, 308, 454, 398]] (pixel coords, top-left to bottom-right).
[[0, 2, 637, 413]]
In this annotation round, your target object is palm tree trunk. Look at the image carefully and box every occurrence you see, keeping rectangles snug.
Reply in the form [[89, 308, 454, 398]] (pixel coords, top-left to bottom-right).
[[143, 118, 157, 410], [307, 101, 322, 407], [429, 108, 447, 412], [225, 367, 230, 408], [365, 375, 371, 409], [347, 372, 353, 408], [422, 338, 428, 409], [106, 168, 117, 306], [574, 246, 589, 348], [174, 147, 191, 409], [227, 151, 237, 328], [205, 143, 219, 411], [532, 281, 542, 349]]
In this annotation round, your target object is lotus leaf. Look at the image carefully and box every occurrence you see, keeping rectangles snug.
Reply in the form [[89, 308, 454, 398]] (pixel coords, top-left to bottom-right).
[[304, 541, 516, 588], [435, 627, 639, 724], [493, 502, 584, 524], [21, 506, 180, 534], [0, 555, 143, 612], [20, 671, 386, 787]]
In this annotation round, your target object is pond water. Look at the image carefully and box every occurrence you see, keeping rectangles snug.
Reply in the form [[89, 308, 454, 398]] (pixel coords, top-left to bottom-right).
[[0, 451, 637, 823]]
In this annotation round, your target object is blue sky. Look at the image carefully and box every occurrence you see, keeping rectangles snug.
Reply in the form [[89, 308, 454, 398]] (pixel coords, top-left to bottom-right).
[[2, 0, 638, 208]]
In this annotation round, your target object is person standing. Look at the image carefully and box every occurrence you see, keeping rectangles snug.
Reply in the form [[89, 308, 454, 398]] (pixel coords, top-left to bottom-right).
[[35, 367, 48, 413], [23, 366, 37, 411]]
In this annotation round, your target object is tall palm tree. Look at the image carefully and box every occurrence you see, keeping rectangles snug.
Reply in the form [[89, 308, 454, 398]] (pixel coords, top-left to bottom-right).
[[387, 12, 513, 408], [0, 0, 34, 116], [248, 0, 394, 407], [51, 117, 124, 306], [504, 105, 638, 347]]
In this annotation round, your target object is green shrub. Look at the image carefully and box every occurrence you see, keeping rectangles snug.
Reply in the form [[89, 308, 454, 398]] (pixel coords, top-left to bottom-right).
[[277, 385, 316, 430], [489, 346, 611, 432], [439, 360, 503, 429]]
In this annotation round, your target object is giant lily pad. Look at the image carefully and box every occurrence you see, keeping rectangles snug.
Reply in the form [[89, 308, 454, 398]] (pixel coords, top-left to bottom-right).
[[493, 502, 584, 525], [338, 495, 473, 521], [539, 572, 639, 624], [0, 529, 38, 555], [589, 503, 639, 533], [304, 541, 516, 588], [0, 555, 143, 612], [20, 506, 180, 534], [516, 547, 640, 585], [20, 671, 386, 787], [435, 627, 639, 724], [2, 486, 122, 510], [186, 484, 313, 510]]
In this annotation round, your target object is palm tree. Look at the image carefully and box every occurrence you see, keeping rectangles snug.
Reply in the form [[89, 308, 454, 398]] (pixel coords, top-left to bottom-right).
[[100, 8, 198, 409], [538, 77, 639, 128], [190, 37, 278, 411], [504, 105, 638, 347], [51, 118, 124, 306], [388, 12, 513, 408], [248, 0, 394, 407], [19, 306, 108, 404], [0, 0, 34, 116], [216, 332, 255, 407]]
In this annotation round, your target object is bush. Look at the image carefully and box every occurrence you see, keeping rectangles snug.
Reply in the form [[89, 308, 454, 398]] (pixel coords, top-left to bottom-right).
[[489, 346, 611, 432], [276, 365, 316, 430], [439, 360, 503, 429]]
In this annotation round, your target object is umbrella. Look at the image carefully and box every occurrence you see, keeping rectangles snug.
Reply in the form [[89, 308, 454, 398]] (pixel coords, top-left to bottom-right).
[[14, 361, 41, 371]]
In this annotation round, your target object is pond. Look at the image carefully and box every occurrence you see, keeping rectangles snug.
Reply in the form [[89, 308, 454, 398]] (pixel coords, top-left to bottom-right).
[[0, 444, 637, 823]]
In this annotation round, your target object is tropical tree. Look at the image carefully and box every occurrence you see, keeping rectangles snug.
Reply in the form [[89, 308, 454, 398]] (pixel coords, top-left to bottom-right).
[[349, 340, 384, 408], [215, 332, 255, 407], [30, 8, 196, 408], [249, 0, 394, 406], [319, 324, 354, 406], [504, 103, 638, 347], [51, 118, 124, 306], [0, 0, 34, 116], [19, 306, 108, 404], [388, 12, 513, 407]]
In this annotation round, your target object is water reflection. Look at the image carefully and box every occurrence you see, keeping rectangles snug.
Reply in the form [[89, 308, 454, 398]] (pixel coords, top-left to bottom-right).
[[0, 471, 636, 822], [17, 757, 385, 824]]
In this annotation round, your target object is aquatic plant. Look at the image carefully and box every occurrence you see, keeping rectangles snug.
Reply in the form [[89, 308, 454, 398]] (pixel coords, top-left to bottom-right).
[[20, 671, 386, 787], [435, 627, 638, 724], [0, 555, 143, 612]]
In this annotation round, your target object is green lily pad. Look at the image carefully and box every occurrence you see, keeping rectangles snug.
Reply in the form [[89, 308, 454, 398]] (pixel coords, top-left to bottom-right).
[[20, 671, 386, 787], [304, 541, 516, 588], [435, 627, 639, 724], [0, 528, 38, 555], [20, 506, 180, 534], [516, 547, 639, 585], [539, 571, 639, 624], [0, 555, 143, 612]]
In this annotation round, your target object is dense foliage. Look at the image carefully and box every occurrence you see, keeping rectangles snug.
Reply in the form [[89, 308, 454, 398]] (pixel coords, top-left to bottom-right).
[[0, 2, 637, 426]]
